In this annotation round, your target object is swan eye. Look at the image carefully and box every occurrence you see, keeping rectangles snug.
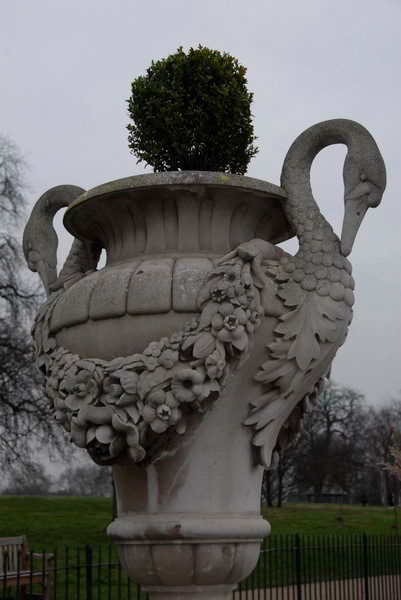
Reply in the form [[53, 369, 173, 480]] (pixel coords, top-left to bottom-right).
[[360, 172, 367, 182]]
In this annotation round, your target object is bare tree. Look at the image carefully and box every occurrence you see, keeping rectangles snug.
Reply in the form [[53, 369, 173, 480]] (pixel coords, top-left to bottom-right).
[[383, 432, 401, 482], [364, 399, 401, 505], [291, 381, 367, 500], [261, 446, 295, 507], [55, 464, 113, 497], [2, 463, 53, 495], [0, 136, 65, 474]]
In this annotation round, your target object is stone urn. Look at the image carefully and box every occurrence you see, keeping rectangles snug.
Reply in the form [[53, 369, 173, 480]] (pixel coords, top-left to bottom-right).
[[23, 120, 386, 599]]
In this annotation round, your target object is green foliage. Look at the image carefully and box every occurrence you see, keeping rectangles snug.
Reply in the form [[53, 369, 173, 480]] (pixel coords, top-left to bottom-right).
[[127, 46, 258, 174]]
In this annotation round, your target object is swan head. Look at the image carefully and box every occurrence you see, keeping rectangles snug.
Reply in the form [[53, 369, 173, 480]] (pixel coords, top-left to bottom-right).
[[341, 146, 386, 257]]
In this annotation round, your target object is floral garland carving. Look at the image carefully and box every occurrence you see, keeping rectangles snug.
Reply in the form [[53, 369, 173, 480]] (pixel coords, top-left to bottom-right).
[[33, 243, 265, 465]]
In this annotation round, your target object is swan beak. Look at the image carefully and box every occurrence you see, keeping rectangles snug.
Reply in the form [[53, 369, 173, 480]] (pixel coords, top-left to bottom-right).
[[35, 257, 57, 297], [341, 183, 370, 257]]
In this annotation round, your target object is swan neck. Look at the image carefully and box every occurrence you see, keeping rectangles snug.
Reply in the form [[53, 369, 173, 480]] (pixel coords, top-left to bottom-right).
[[280, 120, 360, 241]]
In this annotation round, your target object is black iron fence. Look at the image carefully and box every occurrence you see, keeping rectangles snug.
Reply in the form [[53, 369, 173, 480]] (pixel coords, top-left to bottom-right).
[[2, 534, 401, 600]]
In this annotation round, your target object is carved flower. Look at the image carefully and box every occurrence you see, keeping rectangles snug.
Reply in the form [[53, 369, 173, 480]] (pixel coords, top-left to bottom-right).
[[205, 349, 226, 380], [226, 282, 245, 299], [168, 331, 184, 349], [222, 264, 242, 286], [142, 390, 182, 433], [144, 340, 165, 358], [217, 322, 247, 346], [158, 349, 179, 369], [212, 307, 247, 336], [102, 375, 123, 404], [171, 368, 205, 403], [79, 412, 145, 462], [183, 318, 199, 332], [210, 287, 227, 302], [143, 355, 159, 371], [250, 304, 264, 326], [62, 367, 99, 411]]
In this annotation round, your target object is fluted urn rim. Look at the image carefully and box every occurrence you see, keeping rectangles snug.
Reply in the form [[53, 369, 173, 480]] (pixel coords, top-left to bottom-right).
[[63, 171, 292, 244]]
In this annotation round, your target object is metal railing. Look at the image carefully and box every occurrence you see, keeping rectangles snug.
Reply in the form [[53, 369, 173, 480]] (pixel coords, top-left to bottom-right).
[[2, 534, 401, 600]]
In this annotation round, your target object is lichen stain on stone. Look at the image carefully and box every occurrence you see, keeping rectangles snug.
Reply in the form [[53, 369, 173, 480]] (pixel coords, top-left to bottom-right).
[[219, 174, 230, 183]]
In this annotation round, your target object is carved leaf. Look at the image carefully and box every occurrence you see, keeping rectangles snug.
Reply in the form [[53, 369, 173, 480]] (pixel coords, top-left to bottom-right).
[[193, 332, 216, 358], [246, 275, 352, 469], [231, 332, 248, 351], [287, 328, 320, 371], [254, 357, 293, 384], [274, 292, 344, 371], [199, 301, 220, 326], [181, 333, 201, 352], [119, 370, 138, 394], [137, 366, 170, 399], [277, 280, 306, 307], [124, 404, 140, 423]]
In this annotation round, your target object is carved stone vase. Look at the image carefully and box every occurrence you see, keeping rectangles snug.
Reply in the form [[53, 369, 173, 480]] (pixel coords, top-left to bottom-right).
[[26, 172, 291, 599], [24, 121, 386, 599]]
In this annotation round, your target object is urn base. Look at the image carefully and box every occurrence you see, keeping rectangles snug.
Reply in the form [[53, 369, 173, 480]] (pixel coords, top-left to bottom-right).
[[108, 513, 269, 599]]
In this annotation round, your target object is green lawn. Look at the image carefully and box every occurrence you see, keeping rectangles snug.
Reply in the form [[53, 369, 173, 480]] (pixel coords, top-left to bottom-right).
[[262, 502, 401, 536], [0, 496, 112, 549], [0, 496, 399, 550]]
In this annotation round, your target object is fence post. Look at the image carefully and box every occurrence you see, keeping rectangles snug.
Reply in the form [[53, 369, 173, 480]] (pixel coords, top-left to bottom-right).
[[295, 534, 302, 600], [362, 533, 369, 600], [86, 544, 93, 600]]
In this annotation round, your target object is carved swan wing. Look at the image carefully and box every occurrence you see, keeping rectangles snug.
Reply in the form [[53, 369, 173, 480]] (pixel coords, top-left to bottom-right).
[[245, 119, 386, 468], [23, 185, 101, 296]]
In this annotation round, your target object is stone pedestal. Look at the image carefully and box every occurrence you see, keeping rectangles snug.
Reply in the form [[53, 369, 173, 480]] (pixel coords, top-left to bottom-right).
[[108, 358, 271, 598]]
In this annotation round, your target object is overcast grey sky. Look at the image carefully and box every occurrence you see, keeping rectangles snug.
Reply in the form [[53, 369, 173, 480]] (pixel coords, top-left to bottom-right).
[[1, 0, 400, 406]]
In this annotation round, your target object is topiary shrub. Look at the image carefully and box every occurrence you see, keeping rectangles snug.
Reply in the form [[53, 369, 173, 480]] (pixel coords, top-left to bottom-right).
[[127, 46, 258, 174]]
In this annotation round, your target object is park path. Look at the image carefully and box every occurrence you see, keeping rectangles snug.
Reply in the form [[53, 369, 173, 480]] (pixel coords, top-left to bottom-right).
[[233, 574, 401, 599]]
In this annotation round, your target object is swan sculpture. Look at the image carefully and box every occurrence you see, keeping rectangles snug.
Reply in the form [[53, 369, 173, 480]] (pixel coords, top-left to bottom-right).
[[23, 119, 386, 470], [245, 118, 386, 467], [23, 185, 101, 295]]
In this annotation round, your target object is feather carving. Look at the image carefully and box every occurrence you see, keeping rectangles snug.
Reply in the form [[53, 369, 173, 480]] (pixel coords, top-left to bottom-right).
[[245, 119, 386, 468]]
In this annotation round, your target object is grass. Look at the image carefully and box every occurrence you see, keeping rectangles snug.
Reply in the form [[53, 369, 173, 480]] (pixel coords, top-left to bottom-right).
[[262, 502, 401, 537], [0, 496, 399, 550], [0, 496, 112, 549]]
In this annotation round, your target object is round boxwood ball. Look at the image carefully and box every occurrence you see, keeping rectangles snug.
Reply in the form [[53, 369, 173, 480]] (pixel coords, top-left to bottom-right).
[[127, 46, 258, 174]]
